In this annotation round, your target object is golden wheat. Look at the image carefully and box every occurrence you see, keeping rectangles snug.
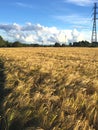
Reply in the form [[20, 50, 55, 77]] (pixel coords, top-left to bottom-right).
[[0, 47, 98, 130]]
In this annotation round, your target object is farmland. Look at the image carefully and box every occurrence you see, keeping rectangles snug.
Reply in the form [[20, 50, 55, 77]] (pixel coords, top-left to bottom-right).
[[0, 47, 98, 130]]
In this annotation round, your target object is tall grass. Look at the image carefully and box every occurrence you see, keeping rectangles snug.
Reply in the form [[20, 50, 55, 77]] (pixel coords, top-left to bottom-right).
[[0, 48, 98, 130]]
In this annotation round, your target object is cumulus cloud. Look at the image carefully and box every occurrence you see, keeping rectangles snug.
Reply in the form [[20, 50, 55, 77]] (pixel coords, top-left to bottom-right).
[[0, 23, 90, 44], [65, 0, 97, 6], [0, 23, 21, 32], [22, 23, 43, 31]]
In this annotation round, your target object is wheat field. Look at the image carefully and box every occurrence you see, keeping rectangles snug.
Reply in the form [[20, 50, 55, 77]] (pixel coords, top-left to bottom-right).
[[0, 47, 98, 130]]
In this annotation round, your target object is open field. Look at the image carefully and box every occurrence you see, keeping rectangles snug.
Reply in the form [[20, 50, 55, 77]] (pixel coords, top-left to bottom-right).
[[0, 47, 98, 130]]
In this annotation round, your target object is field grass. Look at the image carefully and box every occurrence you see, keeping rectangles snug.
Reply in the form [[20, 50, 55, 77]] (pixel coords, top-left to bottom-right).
[[0, 47, 98, 130]]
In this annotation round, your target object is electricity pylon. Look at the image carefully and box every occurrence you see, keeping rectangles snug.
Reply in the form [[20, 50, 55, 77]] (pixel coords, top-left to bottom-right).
[[91, 3, 98, 44]]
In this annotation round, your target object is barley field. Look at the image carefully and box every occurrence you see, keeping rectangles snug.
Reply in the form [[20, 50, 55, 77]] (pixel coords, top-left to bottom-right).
[[0, 47, 98, 130]]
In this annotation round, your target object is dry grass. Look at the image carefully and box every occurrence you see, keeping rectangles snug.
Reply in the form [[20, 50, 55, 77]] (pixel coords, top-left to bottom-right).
[[0, 47, 98, 130]]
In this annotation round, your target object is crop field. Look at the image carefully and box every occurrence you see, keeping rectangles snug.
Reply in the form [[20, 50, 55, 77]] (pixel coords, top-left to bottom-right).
[[0, 47, 98, 130]]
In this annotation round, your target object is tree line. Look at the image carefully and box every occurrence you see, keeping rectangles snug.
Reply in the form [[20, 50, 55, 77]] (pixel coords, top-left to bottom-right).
[[0, 35, 98, 47]]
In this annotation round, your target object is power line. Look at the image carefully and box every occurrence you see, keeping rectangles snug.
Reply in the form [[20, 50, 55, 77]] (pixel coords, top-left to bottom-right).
[[91, 3, 98, 43]]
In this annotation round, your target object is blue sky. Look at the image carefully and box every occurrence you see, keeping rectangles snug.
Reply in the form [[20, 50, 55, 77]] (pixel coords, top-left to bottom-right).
[[0, 0, 97, 44]]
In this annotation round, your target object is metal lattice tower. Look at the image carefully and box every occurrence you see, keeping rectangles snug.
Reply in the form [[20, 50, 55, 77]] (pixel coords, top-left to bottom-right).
[[91, 3, 98, 43]]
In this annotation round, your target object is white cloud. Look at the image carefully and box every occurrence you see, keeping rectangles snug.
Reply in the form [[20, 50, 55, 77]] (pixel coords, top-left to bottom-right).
[[0, 23, 91, 44], [0, 23, 21, 32], [15, 2, 33, 8], [65, 0, 97, 6], [54, 14, 91, 28]]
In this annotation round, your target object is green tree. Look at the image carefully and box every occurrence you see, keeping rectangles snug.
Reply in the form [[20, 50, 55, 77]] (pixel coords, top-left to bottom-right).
[[12, 41, 23, 47], [0, 36, 6, 47], [54, 42, 61, 47]]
